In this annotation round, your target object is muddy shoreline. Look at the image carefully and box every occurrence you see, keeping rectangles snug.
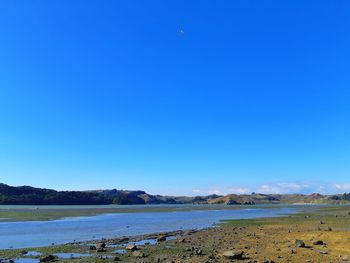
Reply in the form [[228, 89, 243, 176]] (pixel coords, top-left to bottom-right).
[[1, 205, 349, 262], [77, 229, 199, 246]]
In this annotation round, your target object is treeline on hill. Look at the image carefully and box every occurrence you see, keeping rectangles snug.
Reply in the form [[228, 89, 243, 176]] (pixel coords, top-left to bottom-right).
[[0, 183, 214, 205], [1, 183, 350, 205], [343, 193, 350, 200], [329, 192, 350, 201], [0, 184, 110, 205]]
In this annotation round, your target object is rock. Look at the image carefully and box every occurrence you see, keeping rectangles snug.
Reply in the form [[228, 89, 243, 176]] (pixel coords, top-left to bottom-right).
[[89, 245, 97, 250], [313, 240, 325, 245], [157, 235, 167, 242], [97, 247, 105, 252], [295, 239, 305, 248], [194, 248, 203, 255], [222, 250, 244, 260], [39, 255, 57, 262], [113, 256, 120, 261], [154, 255, 169, 262], [96, 242, 106, 252], [319, 251, 328, 254], [126, 244, 138, 251], [98, 242, 106, 248], [132, 251, 145, 258]]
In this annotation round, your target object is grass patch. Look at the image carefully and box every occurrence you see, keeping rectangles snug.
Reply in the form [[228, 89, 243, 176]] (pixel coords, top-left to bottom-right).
[[220, 205, 350, 229]]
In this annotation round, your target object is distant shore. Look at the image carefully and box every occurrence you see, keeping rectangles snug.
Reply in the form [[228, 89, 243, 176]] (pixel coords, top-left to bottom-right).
[[1, 183, 350, 207]]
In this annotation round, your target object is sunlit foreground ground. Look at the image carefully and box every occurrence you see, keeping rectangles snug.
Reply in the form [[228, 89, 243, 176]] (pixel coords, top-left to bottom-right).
[[0, 205, 349, 262]]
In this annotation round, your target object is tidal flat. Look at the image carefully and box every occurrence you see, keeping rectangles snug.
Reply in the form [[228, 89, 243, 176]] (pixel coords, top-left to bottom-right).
[[0, 204, 293, 222], [0, 205, 349, 262], [0, 206, 297, 249], [0, 205, 243, 222]]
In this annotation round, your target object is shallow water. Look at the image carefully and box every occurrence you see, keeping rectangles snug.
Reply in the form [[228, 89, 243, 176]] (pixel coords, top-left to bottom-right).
[[53, 253, 91, 259], [11, 259, 39, 263], [114, 249, 126, 254], [126, 238, 158, 246], [24, 251, 42, 256], [0, 207, 296, 249], [118, 235, 177, 247]]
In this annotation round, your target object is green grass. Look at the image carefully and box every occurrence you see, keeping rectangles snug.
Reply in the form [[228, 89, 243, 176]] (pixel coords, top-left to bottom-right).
[[220, 204, 350, 227]]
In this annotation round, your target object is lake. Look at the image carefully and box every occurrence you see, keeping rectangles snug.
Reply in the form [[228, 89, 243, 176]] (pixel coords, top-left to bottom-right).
[[0, 206, 297, 249]]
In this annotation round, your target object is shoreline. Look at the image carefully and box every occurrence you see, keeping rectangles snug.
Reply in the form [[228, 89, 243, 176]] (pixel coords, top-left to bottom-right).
[[1, 205, 349, 262], [0, 204, 304, 222], [0, 207, 299, 251]]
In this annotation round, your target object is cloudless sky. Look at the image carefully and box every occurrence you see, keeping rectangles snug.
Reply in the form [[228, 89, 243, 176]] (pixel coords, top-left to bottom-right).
[[0, 0, 350, 195]]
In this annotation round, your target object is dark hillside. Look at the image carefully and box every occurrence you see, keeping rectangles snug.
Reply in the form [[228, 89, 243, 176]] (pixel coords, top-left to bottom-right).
[[0, 183, 349, 205]]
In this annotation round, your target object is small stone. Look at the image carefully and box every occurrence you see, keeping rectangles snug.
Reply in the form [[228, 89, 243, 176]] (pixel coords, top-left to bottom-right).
[[157, 235, 167, 242], [96, 242, 106, 252], [97, 247, 105, 252], [194, 249, 203, 255], [313, 240, 324, 245], [295, 239, 305, 248], [98, 242, 106, 248], [39, 255, 57, 262], [126, 244, 138, 251], [132, 251, 145, 258], [222, 250, 244, 260], [89, 245, 97, 250]]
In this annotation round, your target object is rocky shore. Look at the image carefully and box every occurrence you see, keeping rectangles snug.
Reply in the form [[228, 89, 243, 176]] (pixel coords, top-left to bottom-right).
[[0, 205, 349, 262]]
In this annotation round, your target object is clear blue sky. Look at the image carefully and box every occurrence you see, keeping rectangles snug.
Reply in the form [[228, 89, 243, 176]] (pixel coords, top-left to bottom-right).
[[1, 1, 349, 195]]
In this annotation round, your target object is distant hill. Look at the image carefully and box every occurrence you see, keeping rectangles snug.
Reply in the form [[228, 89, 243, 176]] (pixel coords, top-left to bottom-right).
[[0, 183, 349, 205]]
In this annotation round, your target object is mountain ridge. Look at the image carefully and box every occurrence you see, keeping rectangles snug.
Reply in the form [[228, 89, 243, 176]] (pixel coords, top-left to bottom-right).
[[0, 183, 349, 205]]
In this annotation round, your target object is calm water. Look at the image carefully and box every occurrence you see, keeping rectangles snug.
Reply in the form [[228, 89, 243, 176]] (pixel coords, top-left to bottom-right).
[[0, 207, 296, 249]]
